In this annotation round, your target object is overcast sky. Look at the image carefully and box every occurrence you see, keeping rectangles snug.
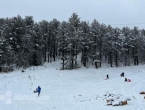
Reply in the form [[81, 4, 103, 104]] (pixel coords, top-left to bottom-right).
[[0, 0, 145, 29]]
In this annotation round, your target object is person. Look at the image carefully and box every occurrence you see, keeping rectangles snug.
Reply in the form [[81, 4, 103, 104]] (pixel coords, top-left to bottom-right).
[[125, 78, 127, 82], [121, 72, 124, 77], [37, 86, 41, 96], [122, 72, 124, 77], [107, 74, 109, 79]]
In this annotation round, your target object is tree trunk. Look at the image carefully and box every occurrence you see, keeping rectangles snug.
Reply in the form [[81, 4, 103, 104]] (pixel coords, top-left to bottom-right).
[[62, 45, 65, 70], [125, 51, 127, 66], [110, 51, 113, 67], [44, 46, 46, 62], [53, 40, 55, 61], [115, 53, 118, 67], [75, 45, 77, 59], [99, 39, 102, 67], [48, 53, 49, 62]]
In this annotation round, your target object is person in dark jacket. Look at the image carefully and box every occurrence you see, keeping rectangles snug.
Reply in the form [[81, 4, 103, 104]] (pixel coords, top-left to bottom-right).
[[120, 72, 124, 77], [125, 78, 127, 82], [107, 74, 109, 79], [122, 72, 124, 77], [37, 86, 41, 96]]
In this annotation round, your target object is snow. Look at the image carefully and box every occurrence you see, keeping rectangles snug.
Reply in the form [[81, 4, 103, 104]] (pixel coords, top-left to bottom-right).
[[112, 100, 120, 106], [93, 60, 101, 63], [0, 61, 145, 110]]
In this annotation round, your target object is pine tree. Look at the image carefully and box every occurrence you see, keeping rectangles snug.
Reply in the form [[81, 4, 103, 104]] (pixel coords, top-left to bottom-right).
[[49, 19, 60, 62], [90, 20, 102, 67], [80, 21, 90, 67], [58, 21, 69, 69], [39, 20, 49, 62], [67, 13, 81, 69]]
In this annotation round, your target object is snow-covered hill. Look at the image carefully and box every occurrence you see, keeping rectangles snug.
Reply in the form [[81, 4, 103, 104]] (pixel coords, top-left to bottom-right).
[[0, 62, 145, 110]]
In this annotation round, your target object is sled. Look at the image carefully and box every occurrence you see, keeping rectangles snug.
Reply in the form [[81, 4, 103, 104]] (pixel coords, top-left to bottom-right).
[[34, 90, 38, 93], [140, 92, 145, 94]]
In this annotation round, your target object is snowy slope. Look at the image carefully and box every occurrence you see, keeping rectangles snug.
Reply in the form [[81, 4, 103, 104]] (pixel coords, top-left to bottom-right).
[[0, 61, 145, 110]]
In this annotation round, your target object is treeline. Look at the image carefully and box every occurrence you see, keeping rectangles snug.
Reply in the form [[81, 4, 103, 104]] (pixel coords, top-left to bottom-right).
[[0, 13, 145, 70]]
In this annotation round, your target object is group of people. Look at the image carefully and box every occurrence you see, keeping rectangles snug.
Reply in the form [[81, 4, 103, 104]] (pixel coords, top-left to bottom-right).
[[106, 72, 131, 82], [120, 72, 131, 82], [33, 72, 130, 97]]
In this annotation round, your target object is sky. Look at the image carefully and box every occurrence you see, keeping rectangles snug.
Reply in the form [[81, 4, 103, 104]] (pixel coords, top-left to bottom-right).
[[0, 0, 145, 29]]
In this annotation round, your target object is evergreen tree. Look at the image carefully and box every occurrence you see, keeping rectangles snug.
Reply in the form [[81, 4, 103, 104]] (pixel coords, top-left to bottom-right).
[[67, 13, 81, 69], [39, 20, 49, 62], [80, 21, 90, 67], [58, 21, 69, 69]]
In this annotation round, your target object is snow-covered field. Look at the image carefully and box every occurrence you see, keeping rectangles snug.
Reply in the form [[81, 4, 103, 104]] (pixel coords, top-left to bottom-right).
[[0, 61, 145, 110]]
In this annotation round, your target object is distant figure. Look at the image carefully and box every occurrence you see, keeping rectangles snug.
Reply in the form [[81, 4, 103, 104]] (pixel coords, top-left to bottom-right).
[[37, 86, 41, 96], [120, 72, 124, 77], [125, 78, 127, 82], [107, 74, 109, 79]]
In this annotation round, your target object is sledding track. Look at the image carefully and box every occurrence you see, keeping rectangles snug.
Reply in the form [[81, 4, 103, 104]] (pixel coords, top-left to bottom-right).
[[132, 80, 145, 110], [122, 72, 145, 110]]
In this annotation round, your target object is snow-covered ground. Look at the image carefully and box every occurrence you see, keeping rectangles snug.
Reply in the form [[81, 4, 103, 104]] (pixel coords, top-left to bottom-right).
[[0, 61, 145, 110]]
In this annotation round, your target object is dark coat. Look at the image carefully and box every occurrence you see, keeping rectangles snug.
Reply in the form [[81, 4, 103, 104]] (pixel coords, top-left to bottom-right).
[[38, 86, 41, 92], [107, 74, 109, 79]]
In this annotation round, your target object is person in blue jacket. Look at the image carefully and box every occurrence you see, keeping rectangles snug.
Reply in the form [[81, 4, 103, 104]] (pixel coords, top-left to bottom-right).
[[37, 86, 41, 96]]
